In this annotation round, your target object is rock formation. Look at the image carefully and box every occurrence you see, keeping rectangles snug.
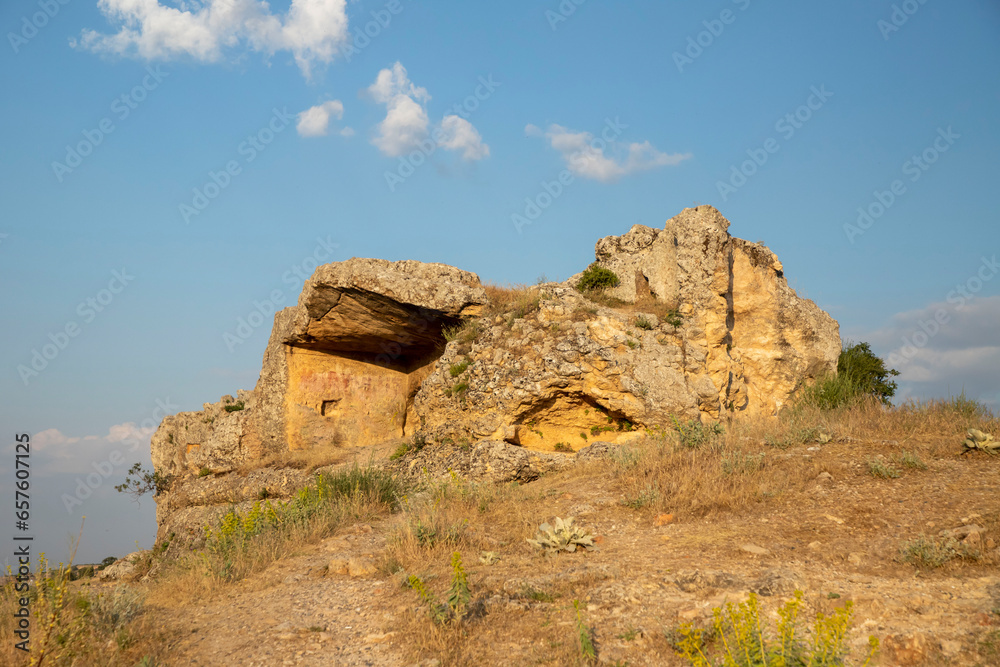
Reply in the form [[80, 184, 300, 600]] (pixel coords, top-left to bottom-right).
[[149, 206, 840, 542]]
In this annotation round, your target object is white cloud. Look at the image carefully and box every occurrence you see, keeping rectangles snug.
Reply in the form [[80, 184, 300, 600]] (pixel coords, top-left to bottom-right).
[[859, 295, 1000, 410], [339, 126, 355, 137], [74, 0, 349, 80], [439, 115, 489, 160], [367, 62, 489, 161], [368, 62, 431, 156], [532, 123, 691, 183], [296, 100, 345, 137]]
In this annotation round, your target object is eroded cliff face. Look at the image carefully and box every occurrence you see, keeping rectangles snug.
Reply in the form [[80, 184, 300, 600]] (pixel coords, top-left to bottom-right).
[[149, 206, 840, 541]]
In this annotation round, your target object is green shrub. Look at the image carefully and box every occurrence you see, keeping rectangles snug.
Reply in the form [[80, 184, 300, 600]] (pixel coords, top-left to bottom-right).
[[576, 263, 620, 292], [449, 359, 470, 377], [799, 342, 900, 410], [224, 401, 245, 413]]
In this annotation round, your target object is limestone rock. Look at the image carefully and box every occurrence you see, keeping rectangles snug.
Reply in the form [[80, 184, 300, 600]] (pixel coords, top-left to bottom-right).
[[148, 207, 840, 541]]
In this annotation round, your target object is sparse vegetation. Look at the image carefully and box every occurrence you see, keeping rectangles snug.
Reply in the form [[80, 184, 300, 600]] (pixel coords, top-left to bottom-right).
[[900, 534, 981, 568], [635, 315, 654, 330], [449, 358, 470, 377], [866, 457, 901, 479], [201, 465, 403, 583], [116, 463, 172, 499], [573, 599, 598, 663], [407, 552, 473, 625], [675, 591, 878, 667], [224, 401, 245, 413], [672, 417, 724, 449]]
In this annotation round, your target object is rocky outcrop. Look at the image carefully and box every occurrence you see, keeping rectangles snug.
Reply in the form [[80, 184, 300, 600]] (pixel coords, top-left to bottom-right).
[[149, 259, 487, 541], [149, 206, 840, 539], [412, 206, 840, 452]]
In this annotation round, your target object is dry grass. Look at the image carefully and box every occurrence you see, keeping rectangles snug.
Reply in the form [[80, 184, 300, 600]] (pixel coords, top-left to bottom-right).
[[0, 560, 170, 666], [482, 282, 541, 321]]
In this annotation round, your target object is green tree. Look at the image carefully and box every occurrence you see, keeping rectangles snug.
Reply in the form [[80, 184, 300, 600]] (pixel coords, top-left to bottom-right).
[[838, 341, 900, 404]]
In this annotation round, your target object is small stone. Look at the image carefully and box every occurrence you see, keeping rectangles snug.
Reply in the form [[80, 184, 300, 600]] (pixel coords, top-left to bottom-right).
[[847, 553, 864, 566], [824, 514, 845, 525], [740, 544, 769, 556], [655, 513, 674, 526], [348, 557, 377, 577], [817, 472, 834, 483], [807, 541, 822, 550]]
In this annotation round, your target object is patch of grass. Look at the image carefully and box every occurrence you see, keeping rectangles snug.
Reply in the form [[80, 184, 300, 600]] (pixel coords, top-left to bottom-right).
[[520, 586, 557, 603], [894, 450, 927, 470], [576, 263, 620, 292], [621, 483, 660, 510], [444, 381, 470, 398], [223, 401, 245, 413], [664, 309, 683, 328], [201, 465, 403, 583], [720, 451, 766, 476], [198, 467, 211, 478], [449, 358, 470, 377], [900, 534, 981, 568], [635, 315, 654, 330], [553, 442, 573, 453], [866, 457, 901, 479], [672, 417, 724, 449]]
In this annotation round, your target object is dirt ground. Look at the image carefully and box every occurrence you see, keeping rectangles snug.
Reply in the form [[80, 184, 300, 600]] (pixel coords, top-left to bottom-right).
[[133, 429, 1000, 667]]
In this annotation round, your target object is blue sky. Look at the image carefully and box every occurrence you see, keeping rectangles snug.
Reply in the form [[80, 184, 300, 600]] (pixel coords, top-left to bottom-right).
[[1, 0, 998, 564]]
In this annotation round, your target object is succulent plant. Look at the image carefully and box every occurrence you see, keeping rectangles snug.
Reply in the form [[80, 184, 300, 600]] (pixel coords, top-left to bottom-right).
[[526, 517, 596, 554], [963, 428, 998, 454]]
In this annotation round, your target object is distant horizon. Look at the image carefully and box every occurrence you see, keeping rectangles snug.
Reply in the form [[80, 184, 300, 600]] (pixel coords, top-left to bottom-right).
[[2, 0, 998, 565]]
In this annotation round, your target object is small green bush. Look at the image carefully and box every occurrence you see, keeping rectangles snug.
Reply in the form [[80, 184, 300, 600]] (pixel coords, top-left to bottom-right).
[[866, 458, 900, 479], [635, 315, 654, 330], [449, 359, 470, 377], [577, 263, 620, 292], [224, 401, 245, 413]]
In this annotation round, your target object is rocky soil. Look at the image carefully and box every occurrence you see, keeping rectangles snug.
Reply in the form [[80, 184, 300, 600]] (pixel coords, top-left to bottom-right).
[[118, 434, 1000, 666]]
